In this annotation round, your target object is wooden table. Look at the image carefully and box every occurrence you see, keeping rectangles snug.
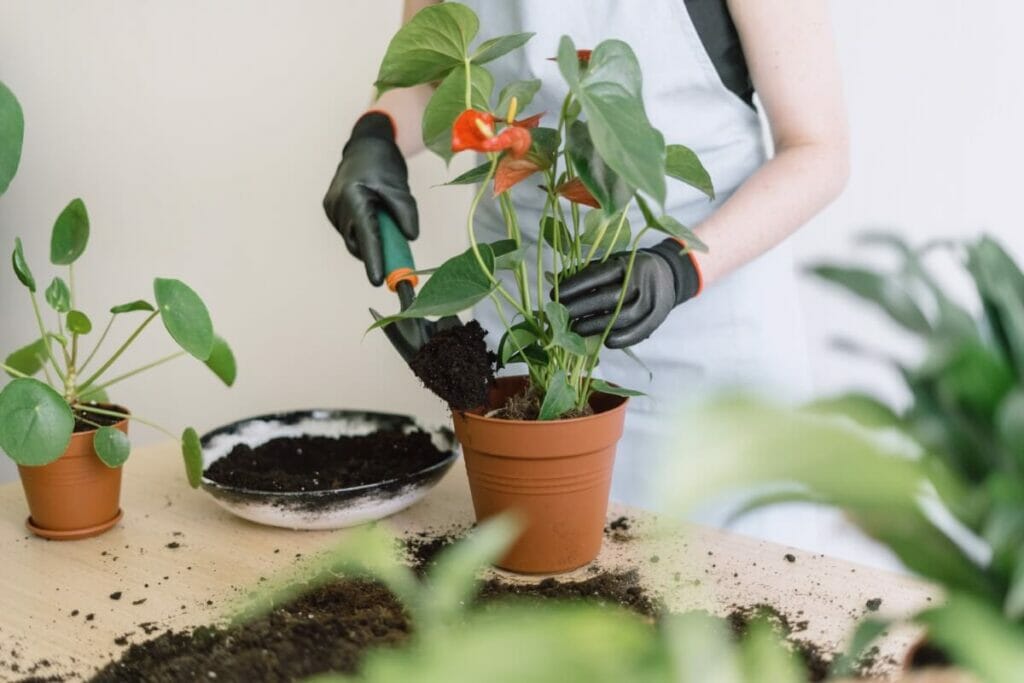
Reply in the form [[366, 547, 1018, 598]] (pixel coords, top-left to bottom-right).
[[0, 441, 935, 681]]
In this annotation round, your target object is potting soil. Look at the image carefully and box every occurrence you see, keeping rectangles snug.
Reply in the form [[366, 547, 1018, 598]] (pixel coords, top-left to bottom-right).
[[408, 320, 495, 410], [203, 430, 447, 492]]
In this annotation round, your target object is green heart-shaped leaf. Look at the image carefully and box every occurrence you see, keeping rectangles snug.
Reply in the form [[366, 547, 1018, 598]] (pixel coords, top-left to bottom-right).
[[446, 162, 492, 186], [538, 369, 577, 420], [541, 217, 572, 255], [0, 378, 74, 466], [566, 121, 633, 214], [666, 144, 714, 199], [0, 80, 24, 197], [66, 309, 92, 335], [153, 278, 214, 360], [472, 32, 534, 65], [496, 79, 541, 115], [581, 208, 631, 254], [50, 198, 90, 265], [422, 64, 493, 162], [370, 245, 495, 326], [488, 239, 525, 271], [110, 299, 155, 314], [499, 327, 538, 365], [12, 238, 35, 291], [558, 36, 666, 205], [204, 335, 237, 387], [375, 3, 478, 94], [590, 378, 644, 398], [544, 301, 587, 355], [94, 425, 130, 468], [5, 339, 47, 378], [181, 427, 203, 488], [45, 277, 71, 313]]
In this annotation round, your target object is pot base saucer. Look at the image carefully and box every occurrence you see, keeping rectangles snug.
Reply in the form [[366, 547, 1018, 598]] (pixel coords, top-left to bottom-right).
[[26, 508, 123, 540]]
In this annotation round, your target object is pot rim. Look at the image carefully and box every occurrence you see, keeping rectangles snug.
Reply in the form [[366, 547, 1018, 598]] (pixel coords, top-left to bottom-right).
[[456, 375, 629, 426]]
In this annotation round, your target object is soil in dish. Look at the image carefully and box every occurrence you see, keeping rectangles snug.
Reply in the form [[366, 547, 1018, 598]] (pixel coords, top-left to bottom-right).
[[203, 430, 447, 492], [408, 320, 495, 410]]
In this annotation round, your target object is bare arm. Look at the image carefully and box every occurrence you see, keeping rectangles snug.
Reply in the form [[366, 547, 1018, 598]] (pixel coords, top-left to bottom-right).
[[370, 0, 439, 155], [693, 0, 849, 285]]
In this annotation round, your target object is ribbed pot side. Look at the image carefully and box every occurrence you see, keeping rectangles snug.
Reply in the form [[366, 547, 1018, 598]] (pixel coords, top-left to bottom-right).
[[17, 415, 127, 540], [453, 376, 628, 574]]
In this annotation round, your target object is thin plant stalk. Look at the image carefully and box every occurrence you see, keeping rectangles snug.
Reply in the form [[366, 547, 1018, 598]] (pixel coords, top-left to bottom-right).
[[75, 403, 178, 441], [88, 351, 186, 394], [29, 292, 66, 383], [0, 363, 29, 379], [79, 314, 115, 373], [77, 311, 159, 393]]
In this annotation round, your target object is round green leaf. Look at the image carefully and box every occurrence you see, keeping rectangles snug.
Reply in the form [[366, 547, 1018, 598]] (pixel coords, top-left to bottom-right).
[[5, 338, 48, 378], [181, 427, 203, 488], [66, 310, 93, 335], [0, 378, 74, 466], [0, 80, 24, 197], [93, 425, 130, 468], [153, 278, 214, 360], [50, 198, 90, 265], [12, 237, 35, 291], [45, 277, 71, 313], [204, 335, 237, 387], [110, 299, 155, 314]]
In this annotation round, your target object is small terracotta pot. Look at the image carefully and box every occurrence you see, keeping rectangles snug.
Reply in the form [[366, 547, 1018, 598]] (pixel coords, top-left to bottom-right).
[[453, 376, 628, 574], [18, 412, 128, 540]]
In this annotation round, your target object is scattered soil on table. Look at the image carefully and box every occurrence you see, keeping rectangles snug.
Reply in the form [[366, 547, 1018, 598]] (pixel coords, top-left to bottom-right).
[[203, 430, 447, 492], [604, 515, 635, 543], [402, 528, 463, 577], [409, 320, 495, 410], [727, 604, 832, 681], [478, 570, 661, 619], [89, 580, 410, 683], [865, 597, 882, 611]]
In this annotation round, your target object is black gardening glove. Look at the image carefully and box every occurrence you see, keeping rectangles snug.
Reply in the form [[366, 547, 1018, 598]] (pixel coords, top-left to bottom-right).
[[559, 239, 702, 348], [323, 111, 418, 286]]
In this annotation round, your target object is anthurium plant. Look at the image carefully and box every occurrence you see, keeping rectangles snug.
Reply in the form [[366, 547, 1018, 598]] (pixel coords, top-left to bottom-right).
[[370, 3, 714, 419], [0, 81, 232, 485], [672, 233, 1024, 680]]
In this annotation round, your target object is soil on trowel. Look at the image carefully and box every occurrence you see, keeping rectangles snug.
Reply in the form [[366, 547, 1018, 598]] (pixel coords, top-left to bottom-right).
[[409, 320, 495, 410], [203, 430, 447, 492], [89, 580, 410, 683]]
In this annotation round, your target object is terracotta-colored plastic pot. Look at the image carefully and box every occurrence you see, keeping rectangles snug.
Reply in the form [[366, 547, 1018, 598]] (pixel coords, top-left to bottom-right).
[[17, 413, 127, 540], [453, 376, 628, 574]]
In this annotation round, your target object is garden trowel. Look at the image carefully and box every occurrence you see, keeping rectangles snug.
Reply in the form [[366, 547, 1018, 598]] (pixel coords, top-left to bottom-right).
[[369, 211, 462, 362]]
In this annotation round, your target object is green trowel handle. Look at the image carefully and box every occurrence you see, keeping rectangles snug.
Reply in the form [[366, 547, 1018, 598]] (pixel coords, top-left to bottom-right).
[[379, 210, 417, 292]]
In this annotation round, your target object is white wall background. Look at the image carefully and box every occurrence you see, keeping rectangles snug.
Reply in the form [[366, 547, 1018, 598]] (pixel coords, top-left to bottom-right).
[[1, 0, 1023, 487]]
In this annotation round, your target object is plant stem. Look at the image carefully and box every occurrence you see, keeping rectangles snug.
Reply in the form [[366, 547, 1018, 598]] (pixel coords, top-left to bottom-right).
[[490, 294, 543, 387], [88, 351, 186, 393], [467, 157, 531, 319], [29, 292, 66, 383], [0, 363, 29, 379], [78, 311, 159, 392], [600, 208, 631, 264], [80, 314, 115, 373], [68, 263, 76, 309], [463, 59, 472, 108], [579, 227, 652, 404], [75, 404, 178, 441]]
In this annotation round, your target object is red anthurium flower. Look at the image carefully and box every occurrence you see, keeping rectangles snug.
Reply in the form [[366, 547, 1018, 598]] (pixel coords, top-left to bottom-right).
[[546, 49, 593, 66], [506, 112, 544, 129], [555, 177, 601, 208], [451, 109, 531, 158]]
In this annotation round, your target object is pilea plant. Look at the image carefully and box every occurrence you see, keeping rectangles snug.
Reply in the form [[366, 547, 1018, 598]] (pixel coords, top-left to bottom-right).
[[0, 82, 230, 484], [370, 3, 714, 418], [1, 199, 234, 484]]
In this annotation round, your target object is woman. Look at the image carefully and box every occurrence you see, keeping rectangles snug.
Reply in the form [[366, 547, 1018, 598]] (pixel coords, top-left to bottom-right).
[[324, 0, 850, 552]]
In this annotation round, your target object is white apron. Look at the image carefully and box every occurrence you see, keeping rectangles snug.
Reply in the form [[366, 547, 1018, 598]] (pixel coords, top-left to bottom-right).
[[457, 0, 883, 562]]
